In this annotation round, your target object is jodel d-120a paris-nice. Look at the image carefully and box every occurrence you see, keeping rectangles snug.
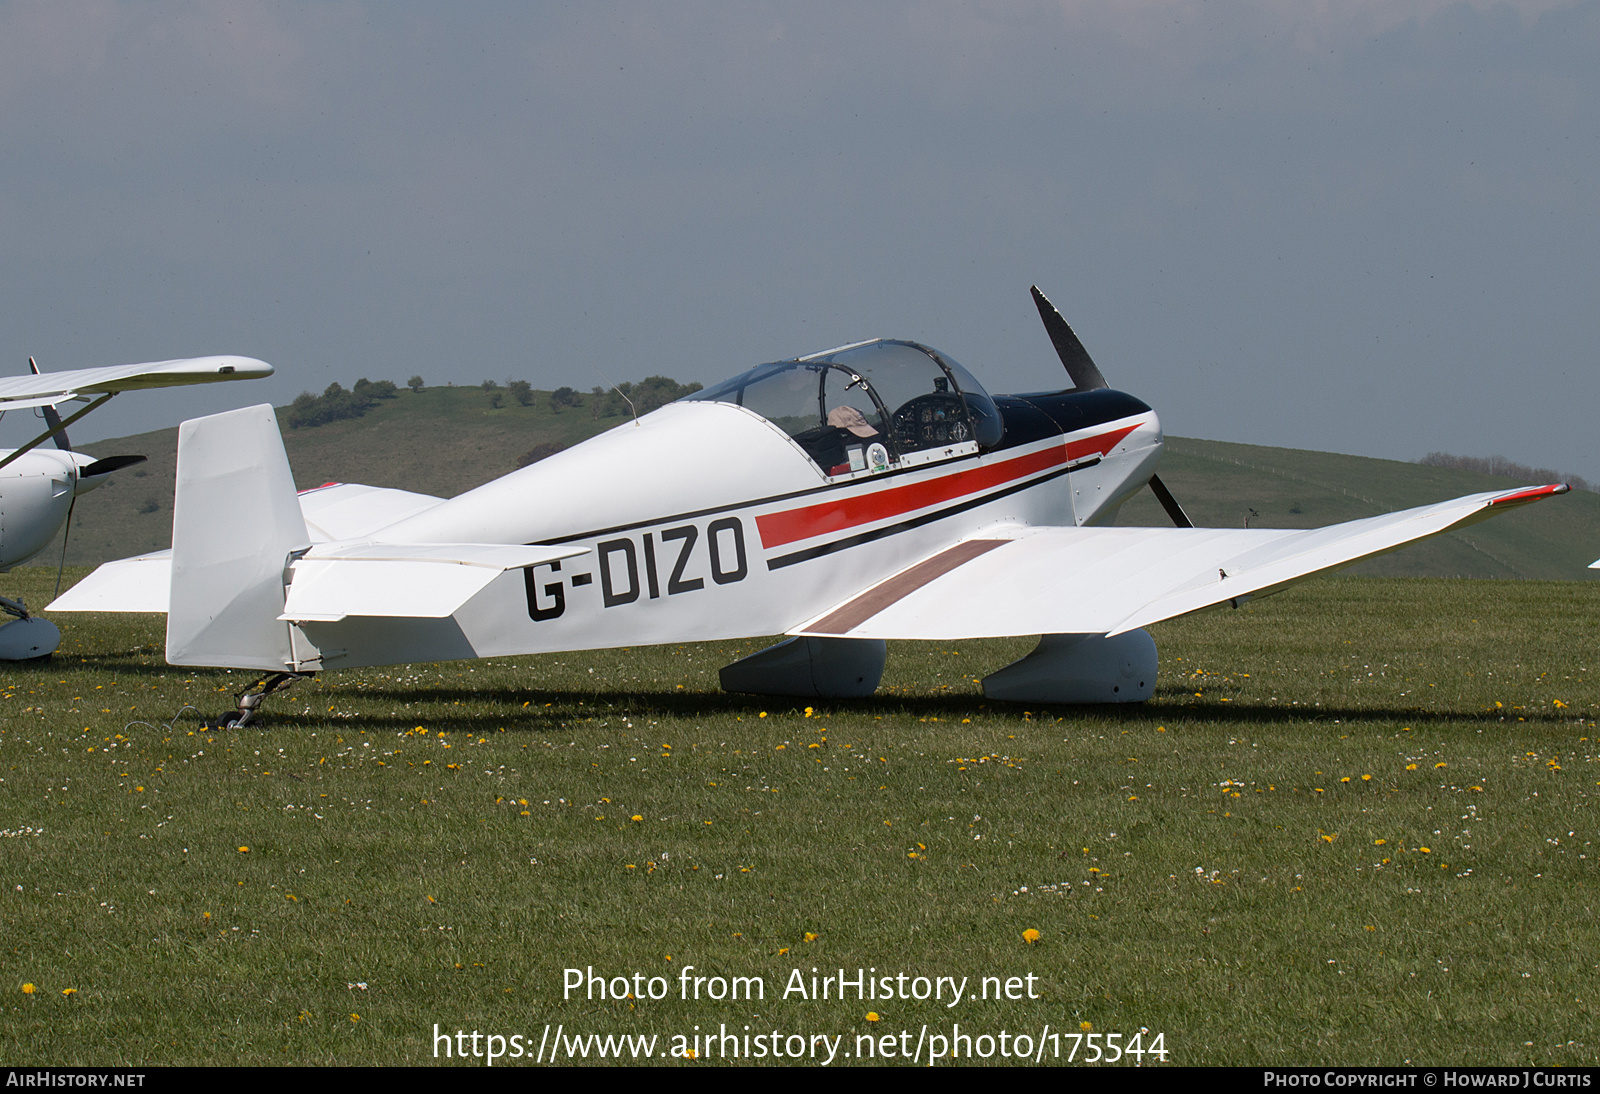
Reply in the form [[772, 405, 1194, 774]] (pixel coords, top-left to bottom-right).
[[51, 288, 1565, 725]]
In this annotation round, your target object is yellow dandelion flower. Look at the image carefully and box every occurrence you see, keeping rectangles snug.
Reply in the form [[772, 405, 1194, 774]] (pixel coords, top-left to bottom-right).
[[351, 1014, 360, 1022], [237, 846, 249, 853], [1374, 839, 1386, 845], [631, 815, 643, 822], [1434, 762, 1447, 769], [62, 988, 77, 996], [1080, 1021, 1093, 1032], [21, 983, 36, 994], [804, 932, 819, 942], [1406, 764, 1418, 771], [1361, 774, 1372, 781], [866, 1012, 880, 1022], [1022, 928, 1041, 944], [1420, 847, 1431, 854]]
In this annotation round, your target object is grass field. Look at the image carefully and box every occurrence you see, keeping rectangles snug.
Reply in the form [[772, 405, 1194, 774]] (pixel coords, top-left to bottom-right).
[[2, 568, 1596, 1066]]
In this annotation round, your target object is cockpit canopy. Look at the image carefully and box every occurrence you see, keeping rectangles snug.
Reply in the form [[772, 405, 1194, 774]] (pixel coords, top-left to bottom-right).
[[682, 340, 1003, 477]]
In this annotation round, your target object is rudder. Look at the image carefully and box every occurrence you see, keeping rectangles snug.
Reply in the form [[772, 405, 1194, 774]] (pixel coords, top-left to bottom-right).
[[166, 404, 309, 670]]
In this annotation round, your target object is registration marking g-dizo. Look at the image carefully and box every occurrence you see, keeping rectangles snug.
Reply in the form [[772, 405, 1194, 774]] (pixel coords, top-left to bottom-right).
[[525, 517, 750, 621]]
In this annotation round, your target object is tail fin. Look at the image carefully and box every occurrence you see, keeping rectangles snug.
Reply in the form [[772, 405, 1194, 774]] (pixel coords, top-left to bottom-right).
[[166, 404, 310, 670]]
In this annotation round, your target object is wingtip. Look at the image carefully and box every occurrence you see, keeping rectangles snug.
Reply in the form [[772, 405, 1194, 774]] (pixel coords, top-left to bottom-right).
[[1487, 483, 1568, 506]]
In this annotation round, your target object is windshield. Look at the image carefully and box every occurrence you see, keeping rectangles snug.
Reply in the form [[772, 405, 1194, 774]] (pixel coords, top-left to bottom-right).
[[683, 339, 1002, 476]]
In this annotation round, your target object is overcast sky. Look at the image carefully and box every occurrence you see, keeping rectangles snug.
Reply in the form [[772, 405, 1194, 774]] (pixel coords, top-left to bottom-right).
[[2, 1, 1595, 482]]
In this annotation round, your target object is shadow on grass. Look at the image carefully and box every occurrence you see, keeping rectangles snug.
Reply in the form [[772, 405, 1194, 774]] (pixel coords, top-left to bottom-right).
[[161, 682, 1574, 734]]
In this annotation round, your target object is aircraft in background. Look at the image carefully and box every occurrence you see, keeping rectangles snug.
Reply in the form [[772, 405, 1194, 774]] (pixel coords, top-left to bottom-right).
[[52, 290, 1564, 724], [1, 355, 272, 658]]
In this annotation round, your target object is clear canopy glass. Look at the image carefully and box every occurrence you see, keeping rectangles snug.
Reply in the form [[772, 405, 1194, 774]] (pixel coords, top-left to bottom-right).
[[683, 340, 1002, 475]]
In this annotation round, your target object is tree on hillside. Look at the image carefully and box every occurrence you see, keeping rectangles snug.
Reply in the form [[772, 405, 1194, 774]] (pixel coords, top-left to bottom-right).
[[585, 376, 704, 420], [548, 386, 582, 413], [287, 377, 400, 429], [1417, 452, 1592, 492], [508, 380, 533, 406], [408, 375, 424, 392]]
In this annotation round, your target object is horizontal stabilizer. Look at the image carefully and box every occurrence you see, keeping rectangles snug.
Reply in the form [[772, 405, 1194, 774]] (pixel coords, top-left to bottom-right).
[[279, 543, 587, 622], [47, 552, 171, 613], [793, 484, 1568, 640]]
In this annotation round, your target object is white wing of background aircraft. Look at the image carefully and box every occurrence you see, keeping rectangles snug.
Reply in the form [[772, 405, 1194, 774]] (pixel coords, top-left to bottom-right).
[[50, 295, 1565, 724], [1, 354, 271, 658]]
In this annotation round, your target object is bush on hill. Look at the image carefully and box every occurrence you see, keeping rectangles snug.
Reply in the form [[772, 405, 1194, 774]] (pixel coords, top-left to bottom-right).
[[287, 378, 399, 429], [589, 376, 703, 419]]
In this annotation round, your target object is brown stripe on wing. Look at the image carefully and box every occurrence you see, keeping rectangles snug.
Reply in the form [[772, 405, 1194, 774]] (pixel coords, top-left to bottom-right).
[[804, 539, 1010, 635]]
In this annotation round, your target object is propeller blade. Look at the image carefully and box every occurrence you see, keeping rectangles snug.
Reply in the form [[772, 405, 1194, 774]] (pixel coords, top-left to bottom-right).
[[1030, 286, 1108, 391], [1148, 473, 1193, 528], [80, 454, 147, 478], [29, 357, 71, 451]]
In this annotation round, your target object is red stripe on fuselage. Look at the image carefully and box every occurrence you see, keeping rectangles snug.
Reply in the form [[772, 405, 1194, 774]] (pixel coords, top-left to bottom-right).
[[755, 423, 1139, 550]]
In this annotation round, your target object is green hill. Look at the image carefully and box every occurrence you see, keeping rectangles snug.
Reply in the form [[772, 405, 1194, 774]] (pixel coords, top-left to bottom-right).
[[47, 386, 1600, 580], [1116, 436, 1600, 580]]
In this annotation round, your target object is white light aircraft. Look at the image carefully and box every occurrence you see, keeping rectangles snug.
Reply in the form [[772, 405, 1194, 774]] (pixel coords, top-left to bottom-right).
[[1, 354, 272, 658], [52, 290, 1565, 724]]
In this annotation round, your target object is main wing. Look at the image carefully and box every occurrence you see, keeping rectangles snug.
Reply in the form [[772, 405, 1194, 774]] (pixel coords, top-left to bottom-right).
[[0, 356, 272, 410], [792, 484, 1567, 640]]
